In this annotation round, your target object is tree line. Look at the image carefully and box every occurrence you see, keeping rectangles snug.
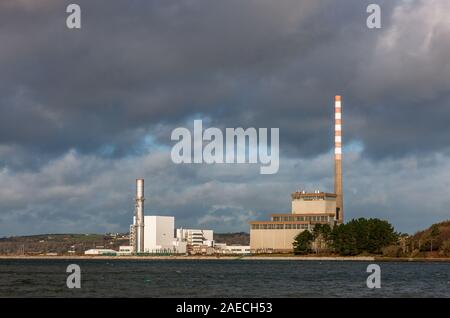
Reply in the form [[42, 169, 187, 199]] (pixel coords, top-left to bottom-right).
[[293, 218, 398, 256]]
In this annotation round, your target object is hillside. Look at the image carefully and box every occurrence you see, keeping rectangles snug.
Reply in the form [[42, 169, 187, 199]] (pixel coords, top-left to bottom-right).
[[0, 232, 250, 255], [408, 220, 450, 256], [214, 232, 250, 246], [0, 233, 129, 255]]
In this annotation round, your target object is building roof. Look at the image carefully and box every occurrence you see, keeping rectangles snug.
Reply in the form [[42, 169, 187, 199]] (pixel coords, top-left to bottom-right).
[[291, 192, 336, 200]]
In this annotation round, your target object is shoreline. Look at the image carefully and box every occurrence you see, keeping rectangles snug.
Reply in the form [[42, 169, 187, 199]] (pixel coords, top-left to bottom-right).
[[1, 255, 450, 262]]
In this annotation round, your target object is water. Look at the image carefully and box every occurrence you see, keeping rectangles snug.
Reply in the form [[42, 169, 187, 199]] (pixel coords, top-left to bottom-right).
[[0, 259, 449, 297]]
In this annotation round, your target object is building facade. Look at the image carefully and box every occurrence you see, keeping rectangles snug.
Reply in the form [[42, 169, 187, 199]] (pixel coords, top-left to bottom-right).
[[249, 192, 337, 252], [219, 245, 251, 255], [249, 96, 345, 253], [143, 216, 175, 252], [176, 228, 214, 246]]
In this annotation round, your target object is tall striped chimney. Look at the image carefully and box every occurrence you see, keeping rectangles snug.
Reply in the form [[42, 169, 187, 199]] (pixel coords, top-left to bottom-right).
[[334, 95, 344, 223]]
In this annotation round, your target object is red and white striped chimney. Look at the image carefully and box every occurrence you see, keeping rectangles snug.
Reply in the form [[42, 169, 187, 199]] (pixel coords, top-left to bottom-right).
[[334, 95, 344, 223]]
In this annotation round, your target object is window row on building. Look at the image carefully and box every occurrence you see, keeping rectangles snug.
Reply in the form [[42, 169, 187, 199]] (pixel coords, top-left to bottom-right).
[[271, 215, 330, 222], [251, 223, 311, 230]]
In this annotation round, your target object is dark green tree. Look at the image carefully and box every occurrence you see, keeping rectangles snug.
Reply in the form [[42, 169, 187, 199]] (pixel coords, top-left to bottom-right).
[[313, 224, 323, 239], [312, 223, 332, 252], [293, 230, 314, 255], [331, 223, 358, 255], [330, 218, 397, 255], [320, 224, 332, 243]]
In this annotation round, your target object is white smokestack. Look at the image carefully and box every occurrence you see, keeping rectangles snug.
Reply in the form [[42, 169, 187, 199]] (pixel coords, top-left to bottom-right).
[[135, 179, 145, 253]]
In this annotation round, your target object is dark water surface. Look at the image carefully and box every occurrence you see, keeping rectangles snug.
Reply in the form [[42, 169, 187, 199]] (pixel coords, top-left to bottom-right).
[[0, 259, 449, 297]]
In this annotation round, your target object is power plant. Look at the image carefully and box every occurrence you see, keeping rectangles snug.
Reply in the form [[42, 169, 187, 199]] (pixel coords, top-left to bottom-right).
[[128, 179, 238, 255], [128, 96, 344, 254], [249, 96, 345, 252]]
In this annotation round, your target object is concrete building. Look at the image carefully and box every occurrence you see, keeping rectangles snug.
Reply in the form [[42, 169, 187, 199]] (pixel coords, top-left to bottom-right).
[[84, 249, 117, 255], [129, 179, 183, 254], [131, 215, 176, 253], [143, 215, 175, 252], [292, 191, 337, 215], [172, 239, 188, 254], [249, 192, 336, 252], [218, 245, 251, 255], [176, 229, 214, 246], [118, 246, 133, 255], [249, 96, 345, 253], [175, 228, 214, 255], [190, 245, 216, 255]]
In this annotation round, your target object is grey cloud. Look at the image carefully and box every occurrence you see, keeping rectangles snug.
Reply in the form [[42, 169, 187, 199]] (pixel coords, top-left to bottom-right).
[[0, 0, 407, 161], [1, 146, 449, 236], [1, 0, 450, 236]]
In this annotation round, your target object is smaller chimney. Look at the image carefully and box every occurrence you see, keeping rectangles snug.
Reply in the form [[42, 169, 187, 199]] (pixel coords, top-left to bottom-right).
[[135, 179, 145, 253]]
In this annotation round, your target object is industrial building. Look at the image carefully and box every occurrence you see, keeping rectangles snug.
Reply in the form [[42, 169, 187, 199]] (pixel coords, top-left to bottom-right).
[[129, 179, 180, 253], [176, 228, 214, 246], [84, 249, 118, 256], [83, 179, 237, 256], [128, 179, 217, 254], [175, 228, 214, 255], [218, 245, 251, 255], [131, 214, 177, 253], [144, 216, 175, 252], [249, 96, 345, 253]]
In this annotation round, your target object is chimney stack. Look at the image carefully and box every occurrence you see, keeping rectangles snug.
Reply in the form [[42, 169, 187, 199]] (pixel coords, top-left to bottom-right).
[[135, 179, 145, 253], [334, 96, 344, 223]]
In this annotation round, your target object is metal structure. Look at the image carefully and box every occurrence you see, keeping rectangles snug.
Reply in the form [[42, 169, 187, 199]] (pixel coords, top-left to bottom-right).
[[134, 179, 145, 253], [129, 224, 136, 253], [334, 95, 344, 223]]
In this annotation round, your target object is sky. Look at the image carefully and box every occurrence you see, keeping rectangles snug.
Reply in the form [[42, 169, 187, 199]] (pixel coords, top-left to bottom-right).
[[1, 0, 450, 236]]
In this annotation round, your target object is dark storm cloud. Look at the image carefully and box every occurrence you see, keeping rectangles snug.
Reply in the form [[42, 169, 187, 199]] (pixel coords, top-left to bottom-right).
[[3, 0, 326, 155], [1, 0, 450, 235], [0, 0, 420, 163]]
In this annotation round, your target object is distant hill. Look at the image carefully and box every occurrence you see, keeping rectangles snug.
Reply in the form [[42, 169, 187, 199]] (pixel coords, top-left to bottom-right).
[[214, 232, 249, 246], [409, 220, 450, 255], [0, 233, 129, 255], [0, 232, 250, 255]]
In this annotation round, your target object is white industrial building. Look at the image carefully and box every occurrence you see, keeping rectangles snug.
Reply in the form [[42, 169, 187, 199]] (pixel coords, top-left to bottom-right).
[[118, 246, 133, 256], [84, 249, 117, 255], [130, 179, 183, 254], [176, 228, 214, 246], [127, 179, 248, 256], [172, 239, 188, 254], [144, 215, 175, 252], [131, 215, 178, 253], [213, 244, 251, 255], [221, 245, 251, 255]]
